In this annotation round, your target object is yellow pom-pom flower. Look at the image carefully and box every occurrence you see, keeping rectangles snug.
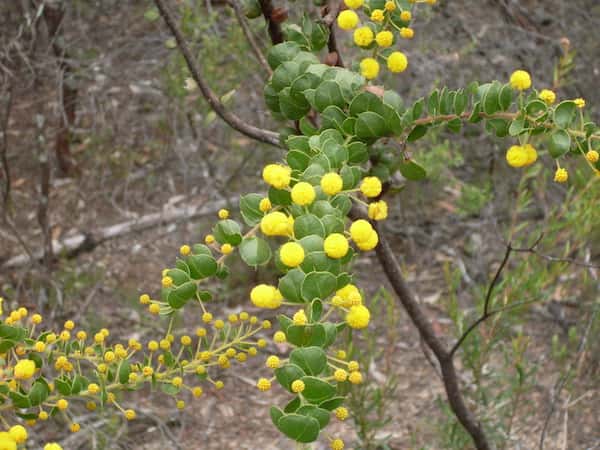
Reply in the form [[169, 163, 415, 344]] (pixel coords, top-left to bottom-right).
[[586, 150, 599, 163], [291, 182, 316, 206], [331, 438, 345, 450], [353, 27, 374, 47], [320, 172, 343, 195], [279, 242, 305, 267], [509, 70, 531, 91], [505, 145, 528, 168], [291, 379, 305, 393], [266, 355, 281, 369], [346, 305, 371, 329], [371, 9, 385, 22], [293, 309, 308, 326], [259, 197, 272, 212], [337, 10, 359, 30], [360, 58, 380, 80], [262, 164, 292, 189], [260, 211, 293, 236], [348, 371, 363, 384], [218, 209, 229, 219], [355, 230, 379, 251], [324, 233, 349, 259], [574, 98, 586, 108], [256, 378, 271, 391], [273, 331, 287, 343], [539, 89, 556, 105], [333, 368, 348, 382], [400, 27, 414, 39], [13, 359, 36, 380], [387, 51, 408, 73], [368, 200, 388, 220], [360, 176, 382, 197], [8, 425, 27, 444], [400, 9, 411, 20], [250, 284, 283, 309], [375, 31, 393, 48], [522, 144, 538, 165], [344, 0, 363, 9], [335, 407, 349, 420], [349, 220, 373, 243], [385, 1, 396, 11], [554, 168, 568, 183], [44, 444, 63, 450]]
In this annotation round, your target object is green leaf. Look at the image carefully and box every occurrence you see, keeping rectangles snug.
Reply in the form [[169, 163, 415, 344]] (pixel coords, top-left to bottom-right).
[[349, 91, 385, 117], [279, 87, 311, 120], [290, 347, 327, 376], [276, 413, 321, 443], [526, 99, 547, 117], [298, 234, 324, 252], [270, 406, 284, 426], [212, 220, 242, 246], [347, 142, 368, 164], [314, 80, 345, 112], [548, 130, 571, 158], [28, 379, 50, 407], [296, 405, 330, 429], [321, 106, 347, 132], [509, 117, 526, 136], [284, 396, 302, 413], [301, 376, 337, 403], [407, 125, 428, 142], [55, 377, 72, 396], [398, 159, 427, 181], [278, 269, 306, 303], [239, 193, 264, 226], [167, 282, 197, 309], [267, 42, 302, 70], [554, 100, 577, 129], [294, 214, 326, 239], [498, 84, 513, 110], [269, 186, 292, 206], [271, 61, 301, 92], [301, 272, 336, 301], [482, 81, 501, 115], [187, 254, 218, 279], [319, 396, 346, 411], [355, 112, 387, 139], [287, 150, 311, 171], [275, 364, 306, 392], [454, 90, 467, 114], [9, 391, 31, 409], [239, 237, 272, 266]]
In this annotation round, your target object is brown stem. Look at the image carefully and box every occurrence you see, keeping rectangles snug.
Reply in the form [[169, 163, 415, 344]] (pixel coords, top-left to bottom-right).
[[35, 117, 53, 270], [228, 0, 272, 76], [258, 0, 284, 45], [43, 0, 78, 176], [1, 84, 12, 212], [372, 221, 491, 450], [153, 0, 281, 147], [323, 0, 344, 67]]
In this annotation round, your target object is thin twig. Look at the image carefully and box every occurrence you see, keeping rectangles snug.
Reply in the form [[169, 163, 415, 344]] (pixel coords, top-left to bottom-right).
[[0, 84, 13, 211], [228, 0, 272, 76], [153, 0, 280, 147]]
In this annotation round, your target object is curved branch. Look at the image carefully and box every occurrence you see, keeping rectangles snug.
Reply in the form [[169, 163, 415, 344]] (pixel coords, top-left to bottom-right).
[[153, 0, 281, 147], [258, 0, 284, 45]]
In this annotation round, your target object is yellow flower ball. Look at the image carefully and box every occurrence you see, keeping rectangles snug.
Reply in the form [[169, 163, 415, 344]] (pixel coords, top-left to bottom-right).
[[57, 399, 68, 410], [324, 233, 349, 259], [204, 234, 215, 244], [554, 168, 568, 183], [250, 284, 282, 309], [44, 444, 63, 450], [400, 27, 414, 39], [273, 331, 287, 343], [291, 182, 316, 206], [125, 409, 136, 420], [344, 0, 363, 8], [375, 30, 393, 48], [400, 9, 411, 20], [0, 434, 16, 450], [505, 145, 529, 168], [385, 1, 396, 11], [256, 378, 271, 391], [387, 51, 408, 73], [335, 406, 349, 420], [360, 58, 380, 80], [348, 371, 363, 384], [522, 144, 538, 166], [218, 209, 229, 219], [336, 284, 362, 307], [259, 197, 272, 212], [354, 26, 374, 47], [291, 379, 305, 393], [538, 89, 556, 105], [509, 70, 531, 91], [333, 368, 348, 382], [355, 230, 379, 251], [360, 176, 382, 197], [13, 359, 36, 380], [337, 350, 347, 359], [331, 438, 345, 450], [346, 305, 371, 329], [8, 425, 27, 444], [262, 164, 292, 189], [368, 200, 388, 221], [574, 98, 586, 108], [179, 244, 191, 256], [321, 172, 344, 195], [349, 220, 373, 243], [292, 309, 308, 326], [279, 242, 305, 267], [371, 9, 385, 22], [586, 150, 599, 163], [266, 355, 281, 369], [337, 10, 359, 30], [260, 211, 294, 237]]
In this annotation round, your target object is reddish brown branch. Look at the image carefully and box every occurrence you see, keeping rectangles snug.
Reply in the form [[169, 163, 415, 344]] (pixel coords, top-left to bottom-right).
[[258, 0, 284, 45], [228, 0, 272, 75], [153, 0, 281, 147], [1, 84, 12, 211]]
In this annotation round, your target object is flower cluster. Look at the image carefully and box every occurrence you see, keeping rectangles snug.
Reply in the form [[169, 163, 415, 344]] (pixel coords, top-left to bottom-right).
[[336, 0, 431, 79]]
